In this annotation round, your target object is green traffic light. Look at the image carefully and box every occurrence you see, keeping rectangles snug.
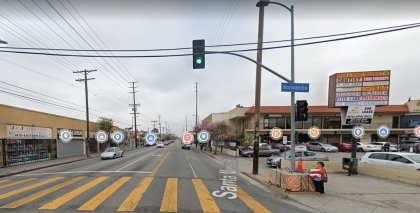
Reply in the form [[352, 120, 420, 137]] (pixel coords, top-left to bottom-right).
[[196, 57, 203, 64]]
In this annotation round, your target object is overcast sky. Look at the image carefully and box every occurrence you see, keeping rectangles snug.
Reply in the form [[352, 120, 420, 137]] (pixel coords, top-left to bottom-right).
[[1, 0, 420, 135]]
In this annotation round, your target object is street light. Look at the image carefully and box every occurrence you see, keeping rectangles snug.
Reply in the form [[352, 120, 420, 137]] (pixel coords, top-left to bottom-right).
[[257, 0, 298, 172]]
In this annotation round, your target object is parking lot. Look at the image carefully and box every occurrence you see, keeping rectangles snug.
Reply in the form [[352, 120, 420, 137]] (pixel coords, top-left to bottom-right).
[[241, 151, 365, 162]]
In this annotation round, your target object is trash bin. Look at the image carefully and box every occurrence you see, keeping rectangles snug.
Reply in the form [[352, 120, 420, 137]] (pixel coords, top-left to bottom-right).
[[342, 158, 358, 175]]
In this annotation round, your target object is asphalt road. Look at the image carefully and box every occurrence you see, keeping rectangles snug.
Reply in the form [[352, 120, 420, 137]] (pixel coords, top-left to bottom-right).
[[0, 142, 308, 213]]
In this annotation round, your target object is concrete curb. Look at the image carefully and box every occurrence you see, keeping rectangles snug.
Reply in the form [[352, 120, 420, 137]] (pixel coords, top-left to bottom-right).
[[240, 171, 289, 199]]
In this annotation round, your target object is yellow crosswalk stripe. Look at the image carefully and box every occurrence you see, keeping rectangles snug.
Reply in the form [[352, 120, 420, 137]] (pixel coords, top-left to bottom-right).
[[117, 177, 153, 212], [0, 180, 10, 184], [0, 176, 63, 200], [0, 178, 36, 189], [77, 176, 131, 211], [1, 176, 85, 209], [192, 179, 220, 213], [39, 176, 109, 210], [160, 178, 178, 212], [237, 187, 271, 213]]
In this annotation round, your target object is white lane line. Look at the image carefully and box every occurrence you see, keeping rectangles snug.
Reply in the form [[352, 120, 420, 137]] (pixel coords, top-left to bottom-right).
[[187, 154, 197, 179], [14, 170, 152, 177], [116, 152, 154, 171]]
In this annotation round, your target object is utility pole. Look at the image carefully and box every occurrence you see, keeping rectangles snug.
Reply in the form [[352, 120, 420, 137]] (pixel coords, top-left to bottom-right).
[[158, 115, 161, 140], [74, 69, 96, 158], [166, 122, 168, 135], [129, 82, 139, 148], [253, 4, 265, 175], [185, 115, 188, 132], [195, 82, 198, 147], [151, 120, 157, 132]]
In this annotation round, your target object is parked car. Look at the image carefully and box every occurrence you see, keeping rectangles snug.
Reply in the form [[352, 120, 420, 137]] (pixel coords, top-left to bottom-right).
[[163, 141, 169, 145], [357, 142, 382, 152], [285, 141, 307, 151], [307, 142, 338, 152], [270, 143, 290, 152], [157, 141, 164, 148], [101, 147, 123, 160], [333, 143, 353, 152], [266, 150, 329, 166], [248, 143, 269, 150], [371, 142, 397, 152], [241, 147, 280, 157], [360, 152, 420, 170]]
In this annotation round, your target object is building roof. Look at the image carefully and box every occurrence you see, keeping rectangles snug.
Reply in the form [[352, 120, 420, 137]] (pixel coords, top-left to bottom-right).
[[245, 105, 408, 114]]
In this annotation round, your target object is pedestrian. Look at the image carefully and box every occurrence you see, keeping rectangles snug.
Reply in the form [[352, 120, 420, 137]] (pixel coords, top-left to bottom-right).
[[384, 142, 390, 152], [310, 161, 327, 195]]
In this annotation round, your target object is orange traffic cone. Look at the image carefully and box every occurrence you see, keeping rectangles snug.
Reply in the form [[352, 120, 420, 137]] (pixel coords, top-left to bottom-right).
[[297, 159, 303, 173]]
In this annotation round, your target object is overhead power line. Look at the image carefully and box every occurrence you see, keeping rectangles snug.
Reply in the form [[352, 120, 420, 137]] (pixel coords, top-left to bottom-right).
[[0, 23, 419, 58], [0, 22, 419, 52]]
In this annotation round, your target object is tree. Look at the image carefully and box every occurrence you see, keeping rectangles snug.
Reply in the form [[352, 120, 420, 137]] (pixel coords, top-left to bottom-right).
[[207, 121, 231, 154], [98, 117, 113, 148], [241, 132, 253, 147]]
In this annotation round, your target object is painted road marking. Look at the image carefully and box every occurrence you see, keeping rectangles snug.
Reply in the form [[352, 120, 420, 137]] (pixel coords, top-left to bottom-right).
[[39, 176, 109, 210], [150, 146, 171, 176], [237, 187, 271, 213], [77, 176, 131, 211], [117, 177, 154, 212], [117, 153, 154, 171], [192, 179, 220, 213], [160, 178, 178, 212], [0, 180, 10, 184], [0, 178, 36, 189], [0, 176, 63, 200], [1, 176, 85, 209], [14, 171, 151, 177]]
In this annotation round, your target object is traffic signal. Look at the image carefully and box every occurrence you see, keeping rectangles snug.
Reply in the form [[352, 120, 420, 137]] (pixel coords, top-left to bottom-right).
[[296, 100, 309, 121], [193, 39, 205, 69]]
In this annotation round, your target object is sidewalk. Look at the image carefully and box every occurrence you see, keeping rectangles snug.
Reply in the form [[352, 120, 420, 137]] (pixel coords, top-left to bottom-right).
[[0, 153, 99, 178], [197, 148, 420, 213]]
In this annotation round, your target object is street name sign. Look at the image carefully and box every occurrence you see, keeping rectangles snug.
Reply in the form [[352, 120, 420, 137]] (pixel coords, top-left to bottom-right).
[[281, 83, 309, 92]]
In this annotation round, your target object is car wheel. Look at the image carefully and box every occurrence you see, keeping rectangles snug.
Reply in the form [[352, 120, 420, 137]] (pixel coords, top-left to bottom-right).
[[357, 148, 364, 152], [321, 148, 326, 152], [121, 152, 124, 157], [113, 154, 116, 159], [101, 158, 105, 160], [268, 153, 273, 157], [247, 153, 252, 158]]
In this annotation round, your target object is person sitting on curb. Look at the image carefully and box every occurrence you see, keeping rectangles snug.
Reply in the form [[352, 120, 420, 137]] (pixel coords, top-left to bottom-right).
[[310, 161, 327, 195]]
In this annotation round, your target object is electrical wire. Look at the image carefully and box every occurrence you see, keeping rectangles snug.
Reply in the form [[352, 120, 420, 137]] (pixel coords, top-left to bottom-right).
[[0, 23, 418, 58], [1, 22, 419, 52]]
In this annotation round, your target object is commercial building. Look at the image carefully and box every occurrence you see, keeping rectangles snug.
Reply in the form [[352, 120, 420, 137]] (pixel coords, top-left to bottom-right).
[[0, 104, 100, 167], [203, 100, 420, 144]]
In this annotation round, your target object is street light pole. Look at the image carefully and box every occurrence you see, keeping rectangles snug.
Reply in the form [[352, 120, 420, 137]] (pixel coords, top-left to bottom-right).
[[257, 0, 297, 172]]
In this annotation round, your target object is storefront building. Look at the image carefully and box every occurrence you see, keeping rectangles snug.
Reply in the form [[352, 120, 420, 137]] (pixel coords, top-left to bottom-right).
[[0, 104, 100, 167], [204, 100, 420, 144]]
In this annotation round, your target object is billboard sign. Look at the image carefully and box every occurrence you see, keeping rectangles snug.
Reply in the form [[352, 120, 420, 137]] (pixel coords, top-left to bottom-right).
[[344, 106, 375, 125], [328, 70, 390, 107]]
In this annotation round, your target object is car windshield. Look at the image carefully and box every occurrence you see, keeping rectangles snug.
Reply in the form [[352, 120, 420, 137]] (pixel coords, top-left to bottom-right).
[[104, 148, 115, 152], [406, 155, 420, 163]]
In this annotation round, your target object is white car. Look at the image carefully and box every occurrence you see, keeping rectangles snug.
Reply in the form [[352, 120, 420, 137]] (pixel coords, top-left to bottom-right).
[[361, 152, 420, 170], [357, 142, 382, 152], [101, 147, 123, 160], [285, 141, 307, 151], [156, 141, 164, 148]]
